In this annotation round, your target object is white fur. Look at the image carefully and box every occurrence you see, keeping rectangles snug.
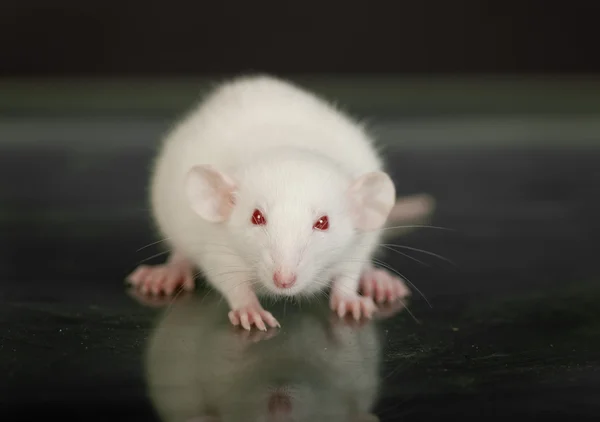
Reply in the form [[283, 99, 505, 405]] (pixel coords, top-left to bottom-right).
[[150, 75, 394, 309]]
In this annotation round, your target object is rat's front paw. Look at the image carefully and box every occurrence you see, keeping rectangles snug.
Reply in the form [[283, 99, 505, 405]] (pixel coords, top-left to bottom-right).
[[359, 266, 410, 304], [330, 291, 377, 321], [228, 304, 280, 331], [127, 261, 195, 295], [127, 287, 193, 308]]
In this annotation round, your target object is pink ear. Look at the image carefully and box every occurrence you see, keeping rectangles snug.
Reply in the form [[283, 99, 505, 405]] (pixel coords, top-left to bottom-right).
[[348, 171, 396, 231], [185, 165, 237, 222]]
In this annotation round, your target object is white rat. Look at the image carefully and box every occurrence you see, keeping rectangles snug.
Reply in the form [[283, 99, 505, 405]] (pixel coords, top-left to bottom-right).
[[128, 75, 427, 330]]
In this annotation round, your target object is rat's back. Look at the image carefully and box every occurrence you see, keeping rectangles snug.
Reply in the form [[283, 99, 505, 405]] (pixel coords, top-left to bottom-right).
[[157, 75, 384, 177]]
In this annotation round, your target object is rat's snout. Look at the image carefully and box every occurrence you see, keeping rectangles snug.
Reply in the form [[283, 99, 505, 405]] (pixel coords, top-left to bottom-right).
[[273, 269, 297, 289]]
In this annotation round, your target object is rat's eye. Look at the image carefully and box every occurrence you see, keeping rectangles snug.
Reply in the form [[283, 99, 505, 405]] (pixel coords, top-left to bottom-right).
[[251, 209, 267, 225], [313, 215, 329, 231]]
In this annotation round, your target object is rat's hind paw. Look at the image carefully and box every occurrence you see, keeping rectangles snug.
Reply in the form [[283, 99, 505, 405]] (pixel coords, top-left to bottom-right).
[[330, 291, 377, 321], [126, 262, 195, 296], [359, 266, 411, 304], [228, 304, 280, 331]]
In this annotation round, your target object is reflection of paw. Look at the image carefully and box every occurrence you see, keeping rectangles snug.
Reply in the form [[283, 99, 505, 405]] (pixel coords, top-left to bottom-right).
[[127, 262, 195, 295], [233, 324, 279, 343], [228, 304, 280, 331], [330, 291, 376, 321], [359, 267, 410, 304], [328, 310, 371, 329]]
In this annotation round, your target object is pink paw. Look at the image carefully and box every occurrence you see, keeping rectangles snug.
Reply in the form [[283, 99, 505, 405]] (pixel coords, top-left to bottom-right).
[[330, 291, 377, 321], [228, 304, 280, 331], [359, 267, 411, 304], [127, 263, 195, 296]]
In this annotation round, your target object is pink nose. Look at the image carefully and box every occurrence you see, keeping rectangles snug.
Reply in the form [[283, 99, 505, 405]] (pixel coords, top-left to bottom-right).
[[273, 271, 297, 288]]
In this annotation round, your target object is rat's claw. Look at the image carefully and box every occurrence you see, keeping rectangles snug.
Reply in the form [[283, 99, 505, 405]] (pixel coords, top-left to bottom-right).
[[150, 269, 167, 295], [336, 300, 346, 318], [359, 266, 411, 304], [228, 311, 240, 326], [394, 275, 410, 298], [262, 311, 280, 328], [127, 265, 149, 285], [330, 292, 376, 321], [351, 301, 361, 321], [228, 305, 280, 331], [252, 312, 267, 332], [240, 312, 252, 331]]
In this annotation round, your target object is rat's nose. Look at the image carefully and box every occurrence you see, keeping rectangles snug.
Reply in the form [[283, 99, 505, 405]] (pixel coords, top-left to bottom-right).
[[273, 270, 297, 289]]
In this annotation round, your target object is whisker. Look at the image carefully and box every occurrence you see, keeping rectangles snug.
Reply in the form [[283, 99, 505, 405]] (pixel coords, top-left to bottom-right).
[[370, 258, 432, 308], [215, 277, 261, 307], [198, 284, 216, 307], [380, 244, 456, 267], [395, 298, 420, 324], [376, 224, 455, 233], [205, 270, 254, 279], [136, 238, 171, 252], [136, 250, 171, 265], [160, 283, 190, 317], [379, 245, 429, 267], [328, 257, 432, 309]]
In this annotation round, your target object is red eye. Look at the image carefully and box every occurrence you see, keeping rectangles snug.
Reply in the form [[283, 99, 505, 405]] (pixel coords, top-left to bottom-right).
[[313, 215, 329, 231], [251, 209, 266, 225]]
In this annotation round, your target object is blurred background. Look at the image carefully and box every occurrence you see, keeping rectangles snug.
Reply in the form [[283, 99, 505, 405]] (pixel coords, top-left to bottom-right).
[[1, 1, 599, 298], [2, 1, 600, 76]]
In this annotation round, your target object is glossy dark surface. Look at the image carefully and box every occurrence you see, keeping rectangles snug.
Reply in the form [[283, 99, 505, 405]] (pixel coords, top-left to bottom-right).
[[1, 115, 600, 421]]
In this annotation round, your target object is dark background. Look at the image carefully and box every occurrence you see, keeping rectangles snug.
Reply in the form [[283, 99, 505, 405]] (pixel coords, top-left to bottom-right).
[[2, 1, 600, 77]]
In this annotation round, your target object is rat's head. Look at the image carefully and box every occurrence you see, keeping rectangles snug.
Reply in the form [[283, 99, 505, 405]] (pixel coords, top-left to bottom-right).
[[184, 153, 395, 297]]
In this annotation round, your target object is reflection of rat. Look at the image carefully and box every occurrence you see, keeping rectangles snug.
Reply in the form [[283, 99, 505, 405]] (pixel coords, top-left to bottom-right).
[[127, 75, 433, 330], [144, 293, 391, 422]]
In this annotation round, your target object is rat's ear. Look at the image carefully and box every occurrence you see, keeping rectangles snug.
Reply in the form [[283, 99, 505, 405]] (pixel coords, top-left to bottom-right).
[[348, 171, 396, 231], [185, 165, 237, 222]]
